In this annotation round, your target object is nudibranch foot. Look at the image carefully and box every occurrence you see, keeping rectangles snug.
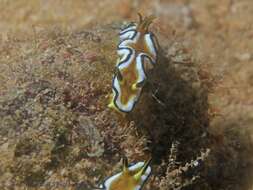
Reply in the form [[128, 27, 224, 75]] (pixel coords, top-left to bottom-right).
[[100, 157, 152, 190]]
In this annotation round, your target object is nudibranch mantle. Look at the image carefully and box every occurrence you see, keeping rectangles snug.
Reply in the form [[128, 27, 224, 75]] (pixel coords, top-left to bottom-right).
[[99, 158, 152, 190], [109, 14, 159, 113]]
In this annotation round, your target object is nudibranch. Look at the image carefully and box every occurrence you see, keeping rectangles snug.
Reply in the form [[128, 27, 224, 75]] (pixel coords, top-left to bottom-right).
[[108, 14, 159, 113], [99, 157, 152, 190]]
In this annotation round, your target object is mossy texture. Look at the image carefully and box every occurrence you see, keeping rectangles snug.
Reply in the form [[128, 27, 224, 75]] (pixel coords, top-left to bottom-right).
[[1, 1, 253, 190]]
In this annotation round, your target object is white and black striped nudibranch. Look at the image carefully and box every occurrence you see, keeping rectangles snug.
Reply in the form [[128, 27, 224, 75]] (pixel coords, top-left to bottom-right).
[[98, 157, 152, 190], [108, 13, 159, 113], [119, 23, 137, 42]]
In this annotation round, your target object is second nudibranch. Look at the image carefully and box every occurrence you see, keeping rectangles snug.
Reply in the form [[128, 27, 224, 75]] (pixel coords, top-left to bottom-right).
[[109, 14, 159, 113], [99, 158, 152, 190]]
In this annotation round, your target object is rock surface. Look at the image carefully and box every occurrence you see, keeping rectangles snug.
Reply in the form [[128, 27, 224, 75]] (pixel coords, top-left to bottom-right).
[[0, 0, 253, 190]]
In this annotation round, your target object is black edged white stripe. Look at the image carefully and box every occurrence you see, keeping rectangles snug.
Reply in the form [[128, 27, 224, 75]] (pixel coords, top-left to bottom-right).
[[136, 53, 155, 80], [144, 32, 158, 62], [117, 47, 135, 69], [117, 32, 140, 49], [119, 23, 137, 41], [119, 22, 137, 35], [119, 30, 137, 42]]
